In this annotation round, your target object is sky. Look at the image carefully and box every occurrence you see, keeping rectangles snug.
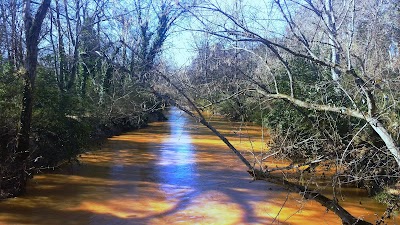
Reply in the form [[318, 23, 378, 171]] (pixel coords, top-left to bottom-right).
[[164, 29, 197, 68], [163, 0, 285, 68]]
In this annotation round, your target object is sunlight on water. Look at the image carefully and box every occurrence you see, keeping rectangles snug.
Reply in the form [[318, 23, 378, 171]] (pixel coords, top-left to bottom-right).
[[157, 109, 198, 201], [0, 107, 397, 225]]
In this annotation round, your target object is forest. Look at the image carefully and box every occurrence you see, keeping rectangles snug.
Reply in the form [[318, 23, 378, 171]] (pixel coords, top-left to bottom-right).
[[0, 0, 399, 224]]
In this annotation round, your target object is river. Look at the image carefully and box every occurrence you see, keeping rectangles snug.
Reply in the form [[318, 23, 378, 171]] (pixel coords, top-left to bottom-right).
[[0, 108, 397, 224]]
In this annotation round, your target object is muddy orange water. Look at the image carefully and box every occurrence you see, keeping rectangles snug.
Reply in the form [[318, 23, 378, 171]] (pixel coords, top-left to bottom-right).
[[0, 108, 398, 225]]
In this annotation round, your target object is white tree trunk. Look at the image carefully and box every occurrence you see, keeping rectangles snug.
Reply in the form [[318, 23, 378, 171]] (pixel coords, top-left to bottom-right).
[[367, 117, 400, 167], [259, 91, 400, 168]]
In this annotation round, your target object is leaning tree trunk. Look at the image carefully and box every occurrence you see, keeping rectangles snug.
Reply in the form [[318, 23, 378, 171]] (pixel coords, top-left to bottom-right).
[[153, 71, 372, 225], [6, 0, 51, 198]]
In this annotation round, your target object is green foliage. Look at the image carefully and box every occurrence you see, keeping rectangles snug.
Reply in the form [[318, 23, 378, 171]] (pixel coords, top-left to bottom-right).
[[30, 68, 93, 166], [24, 64, 160, 167], [32, 117, 92, 166], [263, 101, 311, 132], [214, 97, 245, 120], [374, 190, 400, 213], [0, 63, 23, 122]]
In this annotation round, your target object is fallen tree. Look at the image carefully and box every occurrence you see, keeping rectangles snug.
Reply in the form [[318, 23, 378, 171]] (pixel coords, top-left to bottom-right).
[[151, 68, 374, 225], [96, 47, 379, 225]]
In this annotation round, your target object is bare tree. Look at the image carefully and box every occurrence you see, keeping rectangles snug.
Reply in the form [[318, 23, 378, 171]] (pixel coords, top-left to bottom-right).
[[184, 0, 400, 168], [161, 0, 400, 223], [12, 0, 51, 196]]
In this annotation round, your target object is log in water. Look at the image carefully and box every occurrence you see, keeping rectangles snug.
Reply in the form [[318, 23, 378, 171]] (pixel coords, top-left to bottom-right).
[[0, 108, 397, 224]]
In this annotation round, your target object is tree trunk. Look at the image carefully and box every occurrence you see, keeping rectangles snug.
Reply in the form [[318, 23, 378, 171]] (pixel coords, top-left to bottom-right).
[[259, 91, 400, 168], [9, 0, 50, 197], [255, 172, 373, 225]]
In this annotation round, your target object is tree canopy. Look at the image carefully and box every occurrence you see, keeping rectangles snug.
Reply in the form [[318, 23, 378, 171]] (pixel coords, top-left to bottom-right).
[[0, 0, 399, 223]]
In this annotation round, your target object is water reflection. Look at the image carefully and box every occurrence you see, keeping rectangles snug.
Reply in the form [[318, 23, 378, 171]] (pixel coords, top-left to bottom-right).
[[0, 108, 397, 224], [157, 108, 197, 195]]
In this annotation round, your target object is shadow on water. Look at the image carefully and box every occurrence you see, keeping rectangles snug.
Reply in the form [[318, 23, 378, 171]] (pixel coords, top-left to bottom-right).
[[0, 107, 396, 225], [0, 152, 280, 224]]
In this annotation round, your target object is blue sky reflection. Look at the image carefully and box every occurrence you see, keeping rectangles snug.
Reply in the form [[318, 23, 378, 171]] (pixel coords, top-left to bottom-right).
[[157, 108, 197, 196]]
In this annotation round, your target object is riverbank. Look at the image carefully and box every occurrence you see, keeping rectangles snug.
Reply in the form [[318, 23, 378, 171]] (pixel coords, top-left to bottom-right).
[[195, 108, 399, 223], [41, 110, 168, 169], [0, 107, 396, 224], [0, 109, 167, 199], [211, 103, 400, 214]]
